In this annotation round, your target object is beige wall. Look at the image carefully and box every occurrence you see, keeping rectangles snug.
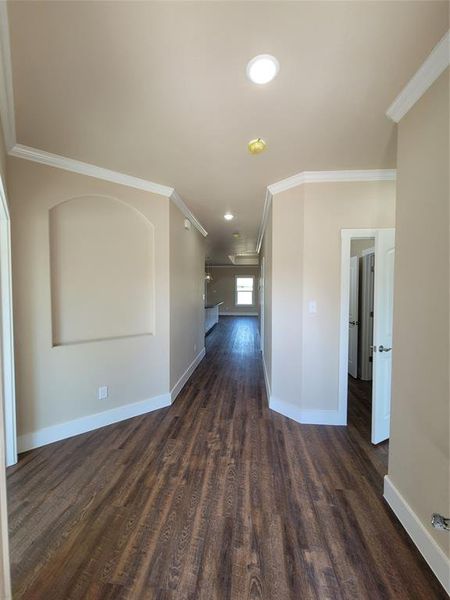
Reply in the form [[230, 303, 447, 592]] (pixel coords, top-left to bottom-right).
[[49, 196, 156, 345], [261, 206, 273, 389], [207, 266, 260, 315], [169, 202, 205, 390], [389, 70, 449, 556], [7, 157, 170, 436], [271, 186, 305, 407], [351, 238, 375, 257], [270, 180, 395, 412], [0, 121, 6, 190]]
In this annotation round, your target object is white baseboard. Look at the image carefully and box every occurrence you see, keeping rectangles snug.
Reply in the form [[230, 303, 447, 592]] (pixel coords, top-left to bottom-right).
[[220, 312, 258, 316], [170, 347, 206, 402], [18, 393, 171, 453], [384, 476, 450, 594], [269, 397, 345, 425], [262, 354, 271, 399]]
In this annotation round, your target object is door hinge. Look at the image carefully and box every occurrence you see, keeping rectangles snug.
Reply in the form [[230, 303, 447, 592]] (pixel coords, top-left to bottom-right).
[[370, 310, 374, 317], [370, 266, 374, 272]]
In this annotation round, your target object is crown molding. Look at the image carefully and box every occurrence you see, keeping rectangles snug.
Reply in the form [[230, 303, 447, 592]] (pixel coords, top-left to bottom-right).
[[256, 168, 396, 253], [386, 30, 450, 123], [0, 1, 15, 151], [9, 144, 174, 195], [267, 169, 396, 196], [169, 190, 207, 237], [208, 264, 258, 268], [228, 254, 259, 266], [0, 2, 207, 237], [9, 144, 208, 237]]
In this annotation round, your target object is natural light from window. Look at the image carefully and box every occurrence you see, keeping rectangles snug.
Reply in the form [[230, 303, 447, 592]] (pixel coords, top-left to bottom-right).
[[236, 277, 254, 306]]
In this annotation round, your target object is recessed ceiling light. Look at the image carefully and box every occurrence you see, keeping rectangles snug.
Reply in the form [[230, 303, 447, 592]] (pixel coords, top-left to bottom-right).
[[247, 54, 279, 84], [248, 138, 267, 155], [224, 213, 234, 221]]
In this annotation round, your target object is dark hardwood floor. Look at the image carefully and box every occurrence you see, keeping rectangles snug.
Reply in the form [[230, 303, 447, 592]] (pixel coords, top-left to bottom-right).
[[347, 375, 389, 477], [7, 317, 446, 599]]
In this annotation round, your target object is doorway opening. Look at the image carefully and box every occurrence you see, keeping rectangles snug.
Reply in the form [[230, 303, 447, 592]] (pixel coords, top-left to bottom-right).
[[348, 238, 375, 445], [0, 176, 17, 466], [338, 229, 395, 445]]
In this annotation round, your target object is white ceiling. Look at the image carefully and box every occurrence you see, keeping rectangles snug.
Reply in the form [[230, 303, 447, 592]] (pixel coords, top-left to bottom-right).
[[7, 1, 449, 263]]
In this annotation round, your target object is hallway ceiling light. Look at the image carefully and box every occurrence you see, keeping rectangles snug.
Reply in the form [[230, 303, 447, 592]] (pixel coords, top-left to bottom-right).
[[224, 213, 234, 220], [246, 54, 279, 84], [248, 138, 266, 155]]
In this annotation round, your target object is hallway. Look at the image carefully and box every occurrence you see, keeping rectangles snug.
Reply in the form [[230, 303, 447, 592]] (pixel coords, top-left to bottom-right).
[[7, 317, 445, 599]]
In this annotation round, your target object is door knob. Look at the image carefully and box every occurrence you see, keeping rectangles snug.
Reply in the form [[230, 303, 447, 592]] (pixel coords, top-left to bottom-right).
[[378, 345, 392, 352]]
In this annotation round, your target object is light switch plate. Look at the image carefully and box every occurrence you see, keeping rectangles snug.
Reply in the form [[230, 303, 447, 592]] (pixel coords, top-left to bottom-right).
[[98, 385, 108, 400], [308, 300, 317, 314]]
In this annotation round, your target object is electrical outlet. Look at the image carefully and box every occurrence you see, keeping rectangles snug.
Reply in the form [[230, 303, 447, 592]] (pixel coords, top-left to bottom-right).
[[98, 385, 108, 400]]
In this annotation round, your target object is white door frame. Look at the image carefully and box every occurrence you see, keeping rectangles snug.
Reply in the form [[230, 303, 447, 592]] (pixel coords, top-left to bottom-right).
[[338, 228, 391, 425], [0, 177, 17, 466], [260, 257, 265, 354]]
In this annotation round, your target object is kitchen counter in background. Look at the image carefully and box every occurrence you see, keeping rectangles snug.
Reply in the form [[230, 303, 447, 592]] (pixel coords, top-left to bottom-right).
[[205, 302, 223, 334]]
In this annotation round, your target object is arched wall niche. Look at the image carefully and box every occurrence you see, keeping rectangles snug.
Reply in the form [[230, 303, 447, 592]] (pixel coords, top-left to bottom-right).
[[49, 194, 155, 346]]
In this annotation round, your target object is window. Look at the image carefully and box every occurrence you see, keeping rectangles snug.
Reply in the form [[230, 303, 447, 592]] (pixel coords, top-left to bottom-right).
[[235, 276, 254, 306]]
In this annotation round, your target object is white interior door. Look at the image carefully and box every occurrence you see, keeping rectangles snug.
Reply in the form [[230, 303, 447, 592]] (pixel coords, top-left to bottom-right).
[[259, 257, 264, 353], [348, 255, 359, 378], [372, 229, 395, 444], [259, 256, 264, 355]]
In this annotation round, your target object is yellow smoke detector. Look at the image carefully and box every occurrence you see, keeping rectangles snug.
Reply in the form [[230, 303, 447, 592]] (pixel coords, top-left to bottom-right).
[[248, 138, 267, 155]]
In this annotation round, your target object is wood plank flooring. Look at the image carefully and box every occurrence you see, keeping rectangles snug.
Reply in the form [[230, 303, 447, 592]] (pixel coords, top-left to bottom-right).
[[7, 316, 446, 599], [347, 376, 389, 478]]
